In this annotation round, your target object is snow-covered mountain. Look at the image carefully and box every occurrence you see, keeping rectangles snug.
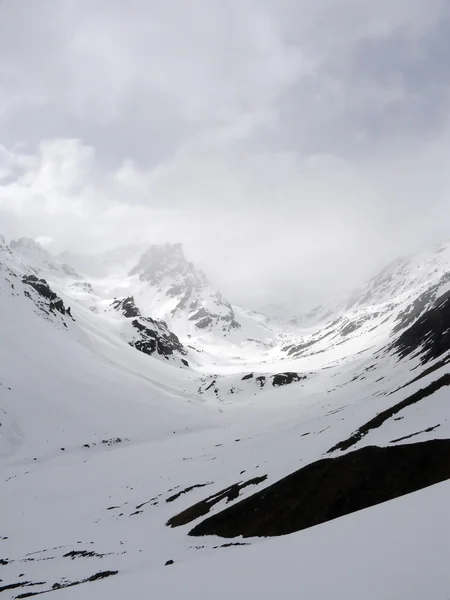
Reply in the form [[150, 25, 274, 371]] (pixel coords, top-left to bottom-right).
[[346, 241, 450, 310], [2, 234, 450, 599], [10, 237, 81, 280], [128, 242, 241, 334]]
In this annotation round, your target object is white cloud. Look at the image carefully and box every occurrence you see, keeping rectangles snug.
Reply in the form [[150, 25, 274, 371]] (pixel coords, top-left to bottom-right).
[[35, 235, 54, 247], [2, 127, 450, 308], [1, 0, 450, 307]]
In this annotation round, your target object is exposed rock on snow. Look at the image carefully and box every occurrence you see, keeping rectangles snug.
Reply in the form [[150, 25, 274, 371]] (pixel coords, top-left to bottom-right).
[[167, 476, 267, 528], [110, 296, 188, 362], [188, 439, 450, 538], [128, 243, 241, 334]]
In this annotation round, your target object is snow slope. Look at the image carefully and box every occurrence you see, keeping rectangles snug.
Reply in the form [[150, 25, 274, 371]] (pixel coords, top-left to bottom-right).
[[55, 479, 450, 600], [2, 235, 450, 599], [0, 238, 219, 462]]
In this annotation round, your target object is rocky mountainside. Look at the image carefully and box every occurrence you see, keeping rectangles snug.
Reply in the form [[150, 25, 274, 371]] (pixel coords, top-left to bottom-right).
[[278, 240, 450, 361], [128, 243, 241, 334], [346, 241, 450, 310], [110, 296, 190, 367], [1, 238, 192, 367], [55, 241, 279, 349], [0, 236, 75, 331]]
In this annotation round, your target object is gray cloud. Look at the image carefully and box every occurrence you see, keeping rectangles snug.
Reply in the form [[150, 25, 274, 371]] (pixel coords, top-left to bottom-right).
[[1, 0, 450, 310]]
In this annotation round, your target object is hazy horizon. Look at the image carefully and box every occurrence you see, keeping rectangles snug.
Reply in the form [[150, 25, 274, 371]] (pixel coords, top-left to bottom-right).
[[2, 0, 450, 309]]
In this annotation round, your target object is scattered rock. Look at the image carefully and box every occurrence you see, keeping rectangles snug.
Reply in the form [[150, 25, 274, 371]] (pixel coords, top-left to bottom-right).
[[241, 373, 253, 381], [328, 374, 450, 453], [256, 376, 266, 388], [63, 550, 107, 559], [167, 476, 267, 528], [390, 425, 441, 444], [272, 372, 306, 387], [166, 483, 213, 503]]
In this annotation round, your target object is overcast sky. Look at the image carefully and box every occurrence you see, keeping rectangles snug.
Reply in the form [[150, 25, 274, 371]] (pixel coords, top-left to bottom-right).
[[1, 0, 450, 309]]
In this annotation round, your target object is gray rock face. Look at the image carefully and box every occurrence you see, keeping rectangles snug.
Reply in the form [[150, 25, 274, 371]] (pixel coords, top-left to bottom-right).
[[129, 243, 241, 334], [110, 296, 188, 362], [23, 274, 74, 320]]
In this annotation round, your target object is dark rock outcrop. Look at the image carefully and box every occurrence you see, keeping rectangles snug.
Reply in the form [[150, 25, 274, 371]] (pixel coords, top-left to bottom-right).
[[131, 317, 186, 358], [22, 275, 73, 319], [111, 296, 141, 318], [392, 273, 450, 335], [110, 296, 187, 360], [188, 439, 450, 538], [167, 476, 267, 529], [241, 373, 254, 381], [166, 482, 213, 503], [272, 372, 306, 387], [391, 291, 450, 364]]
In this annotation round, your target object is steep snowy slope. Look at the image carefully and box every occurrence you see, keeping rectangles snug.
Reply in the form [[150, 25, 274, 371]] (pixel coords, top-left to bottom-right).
[[0, 238, 219, 460], [347, 241, 450, 309]]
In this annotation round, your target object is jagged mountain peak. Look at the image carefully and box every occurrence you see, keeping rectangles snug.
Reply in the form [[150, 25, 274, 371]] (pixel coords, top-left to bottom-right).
[[129, 242, 206, 286], [126, 243, 244, 335]]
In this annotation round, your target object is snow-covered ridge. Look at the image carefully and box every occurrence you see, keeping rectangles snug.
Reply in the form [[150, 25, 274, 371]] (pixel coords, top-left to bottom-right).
[[11, 237, 81, 279], [347, 240, 450, 309], [4, 234, 450, 378]]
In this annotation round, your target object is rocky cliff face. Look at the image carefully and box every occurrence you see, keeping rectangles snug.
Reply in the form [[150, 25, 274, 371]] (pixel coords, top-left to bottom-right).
[[1, 239, 75, 330], [129, 243, 241, 334], [111, 296, 189, 365]]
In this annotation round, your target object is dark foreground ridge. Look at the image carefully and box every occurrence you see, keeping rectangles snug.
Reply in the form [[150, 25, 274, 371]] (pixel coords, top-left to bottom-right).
[[188, 439, 450, 538]]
